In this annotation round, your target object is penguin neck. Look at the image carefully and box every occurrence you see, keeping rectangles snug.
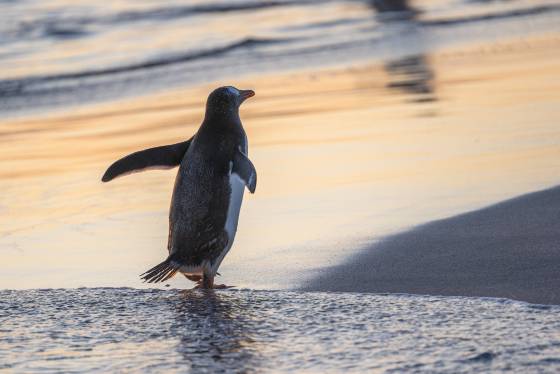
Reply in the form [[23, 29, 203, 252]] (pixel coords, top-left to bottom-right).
[[203, 105, 241, 127]]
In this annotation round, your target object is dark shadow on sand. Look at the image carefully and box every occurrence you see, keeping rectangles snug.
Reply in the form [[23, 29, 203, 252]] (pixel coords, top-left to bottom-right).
[[303, 185, 560, 305]]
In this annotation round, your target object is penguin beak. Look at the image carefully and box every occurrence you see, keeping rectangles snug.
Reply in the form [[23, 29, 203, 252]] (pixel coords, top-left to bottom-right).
[[239, 89, 255, 103]]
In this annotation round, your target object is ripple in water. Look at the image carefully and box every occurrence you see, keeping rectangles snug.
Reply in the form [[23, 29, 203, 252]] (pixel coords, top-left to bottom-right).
[[1, 0, 559, 116], [1, 289, 559, 373]]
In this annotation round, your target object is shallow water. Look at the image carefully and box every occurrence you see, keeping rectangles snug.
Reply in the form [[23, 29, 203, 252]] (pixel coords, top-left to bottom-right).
[[2, 34, 559, 290], [1, 288, 559, 373], [1, 0, 559, 116], [1, 1, 560, 291]]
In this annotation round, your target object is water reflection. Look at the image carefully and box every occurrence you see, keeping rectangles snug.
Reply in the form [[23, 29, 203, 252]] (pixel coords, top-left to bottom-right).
[[370, 0, 437, 104], [371, 0, 419, 18], [171, 290, 259, 372], [385, 55, 435, 103]]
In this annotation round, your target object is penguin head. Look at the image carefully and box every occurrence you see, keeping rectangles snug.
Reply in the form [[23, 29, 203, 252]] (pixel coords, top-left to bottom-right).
[[205, 86, 255, 119]]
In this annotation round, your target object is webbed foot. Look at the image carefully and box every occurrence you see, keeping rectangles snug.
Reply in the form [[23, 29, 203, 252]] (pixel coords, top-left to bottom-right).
[[192, 283, 234, 290], [189, 273, 234, 289], [212, 284, 234, 289]]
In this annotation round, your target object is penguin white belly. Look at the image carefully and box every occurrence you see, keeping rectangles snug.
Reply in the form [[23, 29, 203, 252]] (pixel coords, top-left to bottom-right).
[[225, 142, 248, 247], [208, 172, 245, 274], [225, 173, 245, 246]]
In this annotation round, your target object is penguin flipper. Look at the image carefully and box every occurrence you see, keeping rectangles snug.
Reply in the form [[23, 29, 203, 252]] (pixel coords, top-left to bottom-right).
[[102, 138, 192, 182], [232, 149, 257, 193]]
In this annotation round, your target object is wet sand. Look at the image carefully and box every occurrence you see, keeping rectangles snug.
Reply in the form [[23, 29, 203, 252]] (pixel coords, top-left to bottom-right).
[[1, 35, 560, 291], [3, 288, 560, 372], [303, 185, 560, 305]]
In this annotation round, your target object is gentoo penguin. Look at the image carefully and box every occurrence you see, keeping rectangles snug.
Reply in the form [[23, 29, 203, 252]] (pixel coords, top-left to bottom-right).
[[102, 86, 257, 289]]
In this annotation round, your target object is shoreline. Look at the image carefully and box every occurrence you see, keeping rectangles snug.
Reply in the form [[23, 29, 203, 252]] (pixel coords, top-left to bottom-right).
[[302, 185, 560, 305], [2, 35, 559, 291]]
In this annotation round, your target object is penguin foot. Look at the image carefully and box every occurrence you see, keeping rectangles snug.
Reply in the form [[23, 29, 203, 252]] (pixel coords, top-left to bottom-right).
[[190, 274, 235, 289], [192, 283, 234, 290], [193, 280, 235, 290], [213, 284, 234, 289]]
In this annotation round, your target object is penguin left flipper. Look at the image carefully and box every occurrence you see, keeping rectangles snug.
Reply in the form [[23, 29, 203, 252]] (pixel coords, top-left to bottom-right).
[[102, 138, 192, 182], [232, 149, 257, 193]]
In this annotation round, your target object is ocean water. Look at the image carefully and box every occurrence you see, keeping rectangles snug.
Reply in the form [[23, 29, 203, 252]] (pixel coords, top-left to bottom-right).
[[1, 0, 559, 116], [1, 288, 560, 373]]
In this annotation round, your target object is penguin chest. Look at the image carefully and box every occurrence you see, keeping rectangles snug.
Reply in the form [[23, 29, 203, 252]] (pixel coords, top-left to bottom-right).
[[225, 167, 245, 245]]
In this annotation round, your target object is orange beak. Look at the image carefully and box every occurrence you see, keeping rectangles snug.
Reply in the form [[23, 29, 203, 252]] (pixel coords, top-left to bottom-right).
[[239, 89, 255, 102]]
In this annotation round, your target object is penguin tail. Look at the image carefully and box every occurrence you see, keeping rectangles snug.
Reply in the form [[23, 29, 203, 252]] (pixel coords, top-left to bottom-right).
[[140, 255, 181, 283]]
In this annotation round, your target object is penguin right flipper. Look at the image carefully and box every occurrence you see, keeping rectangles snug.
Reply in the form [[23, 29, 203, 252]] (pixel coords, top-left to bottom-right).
[[232, 149, 257, 193], [102, 138, 192, 182]]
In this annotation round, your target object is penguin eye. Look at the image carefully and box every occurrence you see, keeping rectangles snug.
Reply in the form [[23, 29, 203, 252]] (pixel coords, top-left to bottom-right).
[[226, 87, 239, 96]]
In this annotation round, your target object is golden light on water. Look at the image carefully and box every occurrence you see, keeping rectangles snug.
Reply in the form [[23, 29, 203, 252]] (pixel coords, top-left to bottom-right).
[[1, 36, 559, 289]]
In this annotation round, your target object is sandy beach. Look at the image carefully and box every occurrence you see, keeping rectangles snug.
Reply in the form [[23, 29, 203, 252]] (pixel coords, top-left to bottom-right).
[[2, 34, 560, 292], [304, 185, 560, 305]]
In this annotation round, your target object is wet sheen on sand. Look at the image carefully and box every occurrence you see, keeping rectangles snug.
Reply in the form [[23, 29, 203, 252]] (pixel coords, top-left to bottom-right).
[[1, 288, 560, 373]]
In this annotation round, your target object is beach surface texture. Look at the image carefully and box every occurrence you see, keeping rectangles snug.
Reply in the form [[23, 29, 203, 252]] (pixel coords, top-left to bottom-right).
[[304, 186, 560, 305]]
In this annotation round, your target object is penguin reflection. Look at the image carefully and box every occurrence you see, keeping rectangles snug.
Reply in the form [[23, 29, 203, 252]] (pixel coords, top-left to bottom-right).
[[370, 0, 436, 104], [172, 290, 259, 372]]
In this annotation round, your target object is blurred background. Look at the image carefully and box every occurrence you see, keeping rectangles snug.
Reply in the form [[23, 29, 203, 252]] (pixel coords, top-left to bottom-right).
[[1, 0, 559, 289]]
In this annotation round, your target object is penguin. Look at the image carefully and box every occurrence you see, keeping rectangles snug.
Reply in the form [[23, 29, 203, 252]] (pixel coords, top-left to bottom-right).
[[102, 86, 257, 289]]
